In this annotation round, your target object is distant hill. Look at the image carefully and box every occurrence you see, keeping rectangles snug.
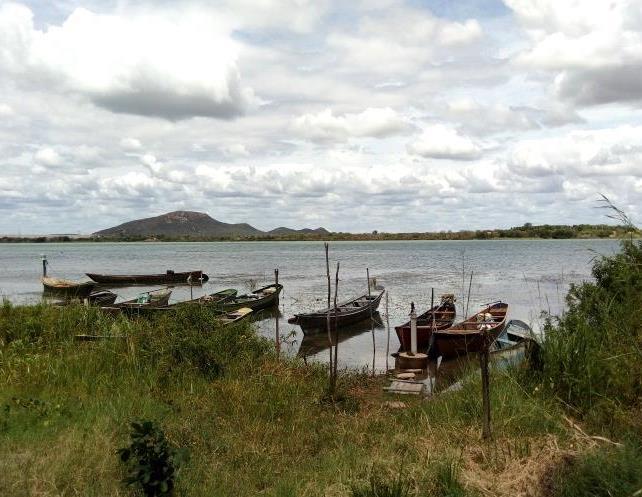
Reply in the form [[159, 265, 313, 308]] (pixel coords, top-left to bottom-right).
[[268, 227, 330, 236], [93, 211, 330, 239]]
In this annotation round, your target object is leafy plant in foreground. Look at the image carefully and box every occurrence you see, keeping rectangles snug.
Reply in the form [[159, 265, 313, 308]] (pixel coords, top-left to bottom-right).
[[117, 420, 186, 497], [351, 469, 413, 497]]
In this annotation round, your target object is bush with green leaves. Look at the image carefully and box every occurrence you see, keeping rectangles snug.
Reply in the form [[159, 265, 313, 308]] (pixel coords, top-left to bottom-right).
[[117, 420, 186, 497], [539, 239, 642, 429]]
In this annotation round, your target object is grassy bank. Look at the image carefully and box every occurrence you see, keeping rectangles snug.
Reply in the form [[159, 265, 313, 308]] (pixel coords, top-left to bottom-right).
[[2, 232, 641, 497], [0, 304, 567, 496]]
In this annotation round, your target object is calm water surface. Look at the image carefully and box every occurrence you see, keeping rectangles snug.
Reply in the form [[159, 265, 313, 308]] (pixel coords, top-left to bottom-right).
[[0, 239, 619, 370]]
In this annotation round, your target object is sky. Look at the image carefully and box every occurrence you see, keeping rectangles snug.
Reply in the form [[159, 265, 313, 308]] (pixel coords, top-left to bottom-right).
[[1, 0, 641, 234]]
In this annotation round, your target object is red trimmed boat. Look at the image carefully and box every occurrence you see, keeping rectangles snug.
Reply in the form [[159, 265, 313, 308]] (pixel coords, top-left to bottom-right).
[[395, 295, 456, 351]]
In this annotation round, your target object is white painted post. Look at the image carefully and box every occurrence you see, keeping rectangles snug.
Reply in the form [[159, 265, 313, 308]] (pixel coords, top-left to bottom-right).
[[410, 302, 417, 355]]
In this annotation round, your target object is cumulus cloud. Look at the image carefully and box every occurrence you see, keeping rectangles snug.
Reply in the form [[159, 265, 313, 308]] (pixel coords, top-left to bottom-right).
[[0, 103, 14, 116], [407, 125, 482, 160], [120, 138, 142, 151], [508, 126, 642, 178], [0, 3, 253, 120], [327, 6, 482, 74], [445, 98, 583, 135], [221, 144, 250, 158], [506, 0, 642, 106], [294, 107, 411, 143], [34, 147, 62, 167]]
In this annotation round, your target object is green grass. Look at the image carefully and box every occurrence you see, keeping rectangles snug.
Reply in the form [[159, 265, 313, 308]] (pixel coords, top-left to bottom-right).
[[0, 296, 637, 497], [549, 443, 642, 497]]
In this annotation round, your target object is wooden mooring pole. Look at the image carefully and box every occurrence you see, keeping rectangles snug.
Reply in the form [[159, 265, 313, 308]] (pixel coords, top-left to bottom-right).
[[480, 341, 492, 439], [274, 268, 280, 357], [325, 243, 334, 390]]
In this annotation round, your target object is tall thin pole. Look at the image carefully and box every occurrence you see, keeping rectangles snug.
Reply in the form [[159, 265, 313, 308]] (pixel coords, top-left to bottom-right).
[[274, 268, 280, 358], [333, 262, 340, 388], [385, 291, 390, 372], [367, 268, 375, 376], [480, 338, 491, 439], [41, 255, 48, 277], [325, 243, 333, 385], [430, 288, 435, 330], [465, 271, 474, 320]]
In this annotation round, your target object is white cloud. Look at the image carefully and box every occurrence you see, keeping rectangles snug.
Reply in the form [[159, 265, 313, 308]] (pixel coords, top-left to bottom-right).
[[0, 103, 14, 116], [327, 6, 482, 74], [221, 144, 250, 158], [506, 0, 642, 106], [120, 138, 142, 151], [0, 4, 253, 120], [34, 147, 62, 166], [294, 107, 411, 143], [508, 126, 642, 178], [407, 125, 482, 160]]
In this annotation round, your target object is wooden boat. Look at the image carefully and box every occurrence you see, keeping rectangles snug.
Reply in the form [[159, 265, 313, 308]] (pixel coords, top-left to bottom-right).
[[395, 295, 456, 351], [42, 277, 96, 298], [217, 284, 282, 312], [433, 302, 508, 359], [87, 290, 118, 306], [51, 290, 118, 306], [177, 288, 237, 306], [116, 288, 172, 307], [491, 320, 532, 353], [297, 312, 383, 357], [103, 288, 173, 316], [86, 270, 208, 285], [290, 289, 385, 334], [218, 307, 253, 326]]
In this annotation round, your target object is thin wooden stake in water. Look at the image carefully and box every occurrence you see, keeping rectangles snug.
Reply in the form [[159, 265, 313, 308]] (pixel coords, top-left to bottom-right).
[[480, 341, 492, 439], [333, 262, 340, 389], [385, 291, 390, 372], [325, 243, 333, 384], [367, 268, 375, 376], [465, 271, 474, 319], [430, 288, 434, 329], [274, 268, 280, 358], [41, 254, 48, 277]]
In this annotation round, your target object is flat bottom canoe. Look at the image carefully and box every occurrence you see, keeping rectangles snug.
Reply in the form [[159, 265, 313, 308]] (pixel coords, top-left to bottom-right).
[[433, 302, 508, 359], [217, 284, 282, 312], [219, 307, 253, 326], [292, 289, 385, 334], [86, 270, 209, 285]]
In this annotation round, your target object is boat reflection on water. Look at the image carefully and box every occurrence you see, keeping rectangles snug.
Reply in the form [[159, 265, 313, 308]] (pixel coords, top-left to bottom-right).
[[297, 312, 384, 359], [251, 306, 283, 323]]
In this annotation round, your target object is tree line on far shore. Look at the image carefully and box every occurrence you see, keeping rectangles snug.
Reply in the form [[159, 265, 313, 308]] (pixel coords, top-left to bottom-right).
[[0, 222, 636, 243]]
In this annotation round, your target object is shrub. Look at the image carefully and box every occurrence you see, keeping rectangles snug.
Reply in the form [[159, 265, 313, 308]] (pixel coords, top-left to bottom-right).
[[538, 239, 642, 427], [117, 420, 187, 497]]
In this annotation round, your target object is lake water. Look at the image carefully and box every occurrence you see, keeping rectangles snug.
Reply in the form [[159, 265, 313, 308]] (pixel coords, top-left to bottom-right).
[[0, 239, 620, 370]]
